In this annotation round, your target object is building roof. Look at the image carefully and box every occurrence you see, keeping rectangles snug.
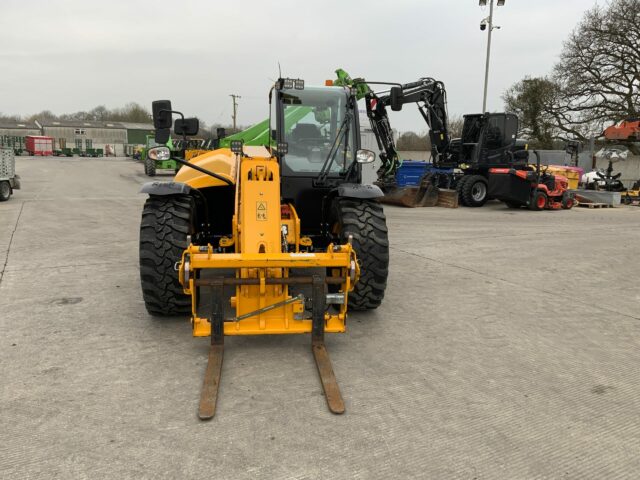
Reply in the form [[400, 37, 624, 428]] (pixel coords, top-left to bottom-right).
[[118, 122, 154, 130], [0, 119, 154, 131], [0, 120, 39, 130], [37, 119, 127, 129]]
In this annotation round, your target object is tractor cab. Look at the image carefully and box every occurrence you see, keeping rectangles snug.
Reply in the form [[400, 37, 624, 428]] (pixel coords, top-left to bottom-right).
[[272, 80, 375, 234], [450, 113, 524, 167]]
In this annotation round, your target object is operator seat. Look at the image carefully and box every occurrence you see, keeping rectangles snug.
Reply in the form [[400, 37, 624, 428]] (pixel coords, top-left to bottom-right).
[[292, 123, 322, 142], [542, 173, 556, 191], [290, 123, 323, 157]]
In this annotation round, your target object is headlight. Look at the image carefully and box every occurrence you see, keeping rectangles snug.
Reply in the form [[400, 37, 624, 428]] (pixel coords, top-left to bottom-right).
[[149, 147, 170, 160], [355, 149, 376, 164]]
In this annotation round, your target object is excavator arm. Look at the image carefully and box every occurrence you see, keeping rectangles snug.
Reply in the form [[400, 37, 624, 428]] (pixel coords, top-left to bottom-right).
[[334, 69, 451, 189]]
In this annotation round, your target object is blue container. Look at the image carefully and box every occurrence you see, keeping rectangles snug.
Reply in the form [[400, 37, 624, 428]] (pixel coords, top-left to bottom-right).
[[396, 161, 454, 187], [396, 160, 430, 187]]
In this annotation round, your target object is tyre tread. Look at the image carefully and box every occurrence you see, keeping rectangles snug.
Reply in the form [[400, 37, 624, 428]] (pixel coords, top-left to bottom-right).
[[139, 195, 192, 315], [334, 199, 389, 310]]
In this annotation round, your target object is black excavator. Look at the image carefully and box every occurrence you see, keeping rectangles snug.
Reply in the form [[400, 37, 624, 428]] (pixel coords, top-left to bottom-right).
[[335, 69, 529, 207]]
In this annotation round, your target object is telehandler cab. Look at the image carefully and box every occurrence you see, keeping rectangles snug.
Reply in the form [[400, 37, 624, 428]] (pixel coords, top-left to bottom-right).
[[139, 78, 389, 419]]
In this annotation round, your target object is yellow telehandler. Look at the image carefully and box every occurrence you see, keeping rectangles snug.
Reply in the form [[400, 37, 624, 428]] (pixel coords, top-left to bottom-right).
[[139, 78, 389, 419]]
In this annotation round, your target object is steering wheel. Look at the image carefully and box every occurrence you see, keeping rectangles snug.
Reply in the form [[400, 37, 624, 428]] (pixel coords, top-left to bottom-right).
[[296, 138, 326, 148], [292, 137, 328, 161]]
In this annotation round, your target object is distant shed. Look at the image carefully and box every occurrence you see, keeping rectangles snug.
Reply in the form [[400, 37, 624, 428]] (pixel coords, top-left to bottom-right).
[[39, 120, 127, 152], [119, 122, 155, 145]]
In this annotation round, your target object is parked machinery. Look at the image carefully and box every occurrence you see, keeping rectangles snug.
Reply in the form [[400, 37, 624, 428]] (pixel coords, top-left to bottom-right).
[[334, 69, 529, 207], [0, 147, 21, 201], [583, 159, 625, 192], [604, 118, 640, 142], [140, 134, 177, 176], [489, 151, 575, 210], [139, 78, 389, 419]]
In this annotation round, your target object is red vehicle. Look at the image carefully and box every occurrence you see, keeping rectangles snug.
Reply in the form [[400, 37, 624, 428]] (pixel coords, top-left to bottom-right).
[[604, 119, 640, 141], [25, 136, 54, 156], [488, 152, 575, 210]]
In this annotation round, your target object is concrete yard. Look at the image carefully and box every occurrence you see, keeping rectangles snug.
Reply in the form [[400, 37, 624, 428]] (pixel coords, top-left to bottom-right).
[[2, 156, 640, 479]]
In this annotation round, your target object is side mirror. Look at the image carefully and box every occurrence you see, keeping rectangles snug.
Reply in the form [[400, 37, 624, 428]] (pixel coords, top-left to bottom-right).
[[390, 87, 403, 112], [356, 149, 376, 164], [152, 100, 172, 129], [155, 128, 170, 144], [175, 118, 199, 136]]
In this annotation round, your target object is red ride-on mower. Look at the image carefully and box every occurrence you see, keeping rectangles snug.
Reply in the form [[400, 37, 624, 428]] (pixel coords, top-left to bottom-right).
[[488, 151, 575, 210]]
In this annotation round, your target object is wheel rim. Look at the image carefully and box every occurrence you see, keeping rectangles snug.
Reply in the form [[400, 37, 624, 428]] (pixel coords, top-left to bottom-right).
[[537, 195, 546, 208], [471, 182, 486, 202]]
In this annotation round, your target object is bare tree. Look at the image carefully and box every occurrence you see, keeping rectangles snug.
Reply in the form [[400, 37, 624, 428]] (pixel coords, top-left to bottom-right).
[[504, 0, 639, 141], [396, 131, 429, 151], [549, 0, 640, 139], [447, 115, 465, 139]]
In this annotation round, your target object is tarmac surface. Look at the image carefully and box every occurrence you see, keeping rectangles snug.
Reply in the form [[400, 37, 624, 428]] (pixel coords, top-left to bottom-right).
[[1, 156, 640, 479]]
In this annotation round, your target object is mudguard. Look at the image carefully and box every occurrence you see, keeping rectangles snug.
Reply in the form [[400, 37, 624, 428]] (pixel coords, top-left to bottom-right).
[[335, 183, 384, 199], [140, 181, 191, 196]]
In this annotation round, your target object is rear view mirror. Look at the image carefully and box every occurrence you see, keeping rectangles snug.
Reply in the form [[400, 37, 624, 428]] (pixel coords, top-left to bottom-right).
[[390, 87, 403, 112], [155, 128, 170, 144], [174, 118, 200, 136], [152, 100, 172, 129]]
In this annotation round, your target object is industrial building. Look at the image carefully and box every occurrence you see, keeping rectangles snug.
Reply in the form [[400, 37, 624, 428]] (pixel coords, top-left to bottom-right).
[[0, 119, 154, 156]]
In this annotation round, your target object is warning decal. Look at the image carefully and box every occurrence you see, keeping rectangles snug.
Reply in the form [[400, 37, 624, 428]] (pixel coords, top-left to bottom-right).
[[256, 201, 267, 221]]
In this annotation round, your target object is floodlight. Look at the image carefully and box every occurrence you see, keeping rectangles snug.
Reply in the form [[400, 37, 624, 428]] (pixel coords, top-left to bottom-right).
[[230, 140, 243, 154], [282, 78, 294, 89]]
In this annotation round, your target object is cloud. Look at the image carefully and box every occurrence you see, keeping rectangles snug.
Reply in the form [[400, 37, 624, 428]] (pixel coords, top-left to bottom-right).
[[0, 0, 599, 132]]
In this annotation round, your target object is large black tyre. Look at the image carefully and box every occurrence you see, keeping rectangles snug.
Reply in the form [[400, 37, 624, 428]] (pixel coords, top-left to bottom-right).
[[0, 181, 11, 201], [461, 175, 489, 207], [456, 175, 471, 206], [332, 198, 389, 310], [145, 157, 156, 177], [139, 195, 194, 315]]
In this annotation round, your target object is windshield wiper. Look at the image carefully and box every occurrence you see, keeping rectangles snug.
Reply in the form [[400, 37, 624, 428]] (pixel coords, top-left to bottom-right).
[[316, 111, 352, 185]]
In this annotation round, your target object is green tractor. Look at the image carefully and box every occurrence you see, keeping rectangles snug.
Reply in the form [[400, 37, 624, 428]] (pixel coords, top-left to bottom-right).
[[141, 134, 177, 176]]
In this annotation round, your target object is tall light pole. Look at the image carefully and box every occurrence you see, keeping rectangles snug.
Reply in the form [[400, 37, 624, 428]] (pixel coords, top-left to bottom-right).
[[479, 0, 505, 113]]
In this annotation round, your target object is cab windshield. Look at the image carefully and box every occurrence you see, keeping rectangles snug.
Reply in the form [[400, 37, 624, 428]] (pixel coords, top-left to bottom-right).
[[279, 87, 356, 177]]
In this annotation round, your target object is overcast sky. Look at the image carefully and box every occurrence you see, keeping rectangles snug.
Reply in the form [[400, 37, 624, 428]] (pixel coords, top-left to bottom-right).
[[1, 0, 599, 132]]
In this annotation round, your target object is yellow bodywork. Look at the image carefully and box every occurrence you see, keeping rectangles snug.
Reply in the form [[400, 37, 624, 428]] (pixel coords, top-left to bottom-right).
[[185, 149, 210, 161], [177, 146, 358, 337], [175, 148, 238, 188]]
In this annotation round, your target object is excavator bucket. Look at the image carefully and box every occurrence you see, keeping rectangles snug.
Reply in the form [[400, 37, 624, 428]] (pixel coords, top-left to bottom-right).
[[379, 176, 439, 208]]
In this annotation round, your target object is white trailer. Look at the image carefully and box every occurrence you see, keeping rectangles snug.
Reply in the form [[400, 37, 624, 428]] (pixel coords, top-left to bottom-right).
[[0, 147, 21, 201]]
